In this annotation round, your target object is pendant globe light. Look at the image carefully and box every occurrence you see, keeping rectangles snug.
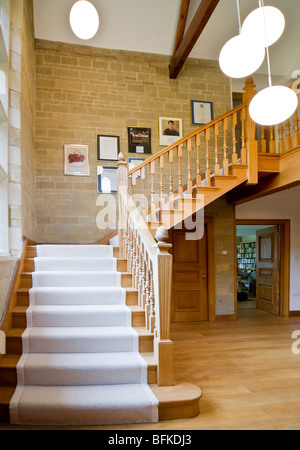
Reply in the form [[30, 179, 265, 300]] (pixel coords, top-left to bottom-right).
[[249, 2, 298, 126], [242, 4, 285, 48], [249, 85, 298, 126], [219, 34, 265, 79], [219, 0, 265, 79], [70, 0, 99, 40]]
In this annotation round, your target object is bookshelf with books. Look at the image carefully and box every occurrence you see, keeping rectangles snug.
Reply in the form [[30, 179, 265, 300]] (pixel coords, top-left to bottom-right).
[[237, 241, 256, 273]]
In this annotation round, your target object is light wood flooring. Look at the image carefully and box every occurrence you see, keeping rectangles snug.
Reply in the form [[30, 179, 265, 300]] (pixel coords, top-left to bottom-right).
[[1, 306, 300, 430]]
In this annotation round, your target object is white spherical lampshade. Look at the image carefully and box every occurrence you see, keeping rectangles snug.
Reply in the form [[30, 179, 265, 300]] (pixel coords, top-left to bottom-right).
[[249, 86, 298, 126], [70, 1, 99, 40], [219, 34, 265, 79], [242, 6, 285, 48]]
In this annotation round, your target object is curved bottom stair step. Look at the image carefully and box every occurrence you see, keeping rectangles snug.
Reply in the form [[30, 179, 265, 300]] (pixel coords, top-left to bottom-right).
[[2, 382, 202, 426], [151, 382, 202, 421]]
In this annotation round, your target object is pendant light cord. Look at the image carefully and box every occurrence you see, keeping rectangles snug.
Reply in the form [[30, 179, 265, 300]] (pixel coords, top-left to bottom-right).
[[236, 0, 242, 33], [259, 0, 273, 87]]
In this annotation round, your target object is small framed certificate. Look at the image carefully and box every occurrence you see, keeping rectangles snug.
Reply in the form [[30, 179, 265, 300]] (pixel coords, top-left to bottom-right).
[[97, 166, 118, 193], [97, 135, 120, 161], [191, 101, 214, 126], [128, 158, 145, 178]]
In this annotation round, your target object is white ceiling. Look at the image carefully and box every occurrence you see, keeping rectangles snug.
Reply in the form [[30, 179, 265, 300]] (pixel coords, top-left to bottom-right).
[[33, 0, 300, 91]]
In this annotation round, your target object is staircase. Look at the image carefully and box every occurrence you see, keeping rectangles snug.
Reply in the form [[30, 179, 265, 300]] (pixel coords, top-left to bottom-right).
[[126, 80, 260, 238], [0, 242, 201, 425], [2, 77, 299, 426]]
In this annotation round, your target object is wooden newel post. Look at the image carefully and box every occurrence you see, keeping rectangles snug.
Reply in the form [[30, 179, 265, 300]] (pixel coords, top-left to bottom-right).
[[243, 77, 258, 185], [117, 152, 128, 259], [153, 226, 174, 387]]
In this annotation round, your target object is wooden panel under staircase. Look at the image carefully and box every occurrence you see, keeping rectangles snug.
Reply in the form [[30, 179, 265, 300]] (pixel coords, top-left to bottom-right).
[[0, 242, 201, 425]]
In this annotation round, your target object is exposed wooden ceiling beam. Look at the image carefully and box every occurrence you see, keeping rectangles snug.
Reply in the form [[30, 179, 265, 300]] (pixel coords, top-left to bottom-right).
[[169, 0, 221, 79], [172, 0, 191, 56]]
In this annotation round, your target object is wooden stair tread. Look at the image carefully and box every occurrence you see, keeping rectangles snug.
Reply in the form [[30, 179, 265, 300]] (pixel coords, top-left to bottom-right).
[[151, 382, 202, 405], [23, 258, 128, 274], [12, 306, 27, 313], [133, 326, 153, 335], [7, 327, 152, 336], [0, 355, 20, 368], [151, 382, 202, 421], [213, 174, 237, 181], [12, 305, 145, 327], [6, 328, 24, 339], [0, 352, 156, 386], [0, 387, 15, 403], [17, 286, 137, 293], [14, 305, 144, 313], [17, 287, 30, 293], [24, 257, 128, 262], [21, 271, 133, 276], [0, 353, 155, 369], [196, 186, 220, 191]]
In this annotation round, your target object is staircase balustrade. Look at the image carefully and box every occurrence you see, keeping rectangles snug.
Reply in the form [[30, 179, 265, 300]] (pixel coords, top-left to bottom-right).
[[117, 76, 300, 389], [118, 155, 174, 387]]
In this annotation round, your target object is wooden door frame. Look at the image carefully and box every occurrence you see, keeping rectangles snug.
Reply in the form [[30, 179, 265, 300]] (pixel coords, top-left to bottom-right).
[[235, 219, 291, 317], [206, 217, 216, 321]]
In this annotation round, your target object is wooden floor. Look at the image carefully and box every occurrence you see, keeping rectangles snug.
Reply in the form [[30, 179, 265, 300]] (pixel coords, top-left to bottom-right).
[[1, 304, 300, 430]]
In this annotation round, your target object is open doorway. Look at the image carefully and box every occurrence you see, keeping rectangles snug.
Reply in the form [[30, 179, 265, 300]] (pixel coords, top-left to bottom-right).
[[237, 225, 270, 311], [236, 220, 290, 317]]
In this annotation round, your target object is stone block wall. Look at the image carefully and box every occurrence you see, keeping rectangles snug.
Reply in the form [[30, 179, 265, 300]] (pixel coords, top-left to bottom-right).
[[0, 257, 16, 323], [34, 40, 232, 243], [8, 0, 36, 254], [205, 197, 236, 317], [0, 0, 35, 324]]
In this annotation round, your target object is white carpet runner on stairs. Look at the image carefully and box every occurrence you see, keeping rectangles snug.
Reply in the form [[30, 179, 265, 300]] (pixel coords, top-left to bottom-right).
[[9, 245, 159, 426]]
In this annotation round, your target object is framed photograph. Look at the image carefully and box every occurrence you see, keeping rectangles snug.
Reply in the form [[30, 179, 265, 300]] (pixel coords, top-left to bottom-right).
[[128, 127, 151, 154], [159, 117, 183, 146], [97, 135, 120, 161], [191, 100, 214, 126], [97, 166, 118, 193], [64, 144, 90, 176], [128, 158, 146, 178]]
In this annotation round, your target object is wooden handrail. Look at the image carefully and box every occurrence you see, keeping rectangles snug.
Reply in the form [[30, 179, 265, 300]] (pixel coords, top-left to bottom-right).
[[128, 102, 247, 176]]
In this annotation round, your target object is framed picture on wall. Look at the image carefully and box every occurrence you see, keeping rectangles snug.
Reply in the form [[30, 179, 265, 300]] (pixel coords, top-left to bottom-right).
[[97, 166, 118, 193], [128, 158, 146, 178], [191, 100, 214, 126], [128, 127, 151, 154], [64, 144, 90, 176], [97, 135, 120, 161], [159, 117, 183, 146]]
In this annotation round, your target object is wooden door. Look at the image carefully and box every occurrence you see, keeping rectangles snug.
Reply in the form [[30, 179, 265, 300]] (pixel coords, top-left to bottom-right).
[[171, 225, 208, 322], [256, 226, 280, 316]]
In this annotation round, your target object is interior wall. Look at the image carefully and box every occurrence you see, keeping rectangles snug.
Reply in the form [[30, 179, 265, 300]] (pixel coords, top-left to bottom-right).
[[20, 0, 36, 241], [236, 187, 300, 312], [34, 40, 232, 243], [0, 257, 16, 323], [8, 0, 36, 254], [0, 0, 35, 326], [206, 197, 236, 317]]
